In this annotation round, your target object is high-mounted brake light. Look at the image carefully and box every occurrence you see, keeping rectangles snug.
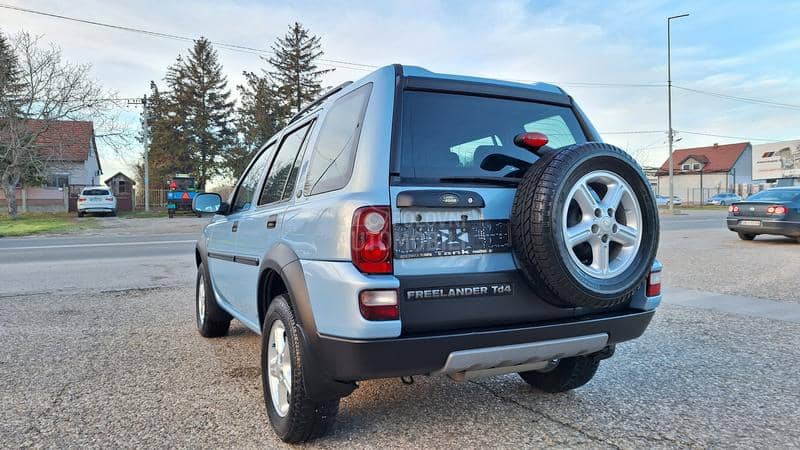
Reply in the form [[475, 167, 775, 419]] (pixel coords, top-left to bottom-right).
[[646, 270, 662, 297], [513, 132, 549, 153], [351, 206, 392, 274]]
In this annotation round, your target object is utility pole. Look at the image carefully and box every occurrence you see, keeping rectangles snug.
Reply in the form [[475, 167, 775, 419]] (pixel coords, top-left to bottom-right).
[[667, 13, 689, 213], [129, 96, 150, 211]]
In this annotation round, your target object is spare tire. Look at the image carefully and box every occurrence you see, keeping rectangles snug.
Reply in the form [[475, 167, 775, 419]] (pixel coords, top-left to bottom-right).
[[510, 142, 659, 309]]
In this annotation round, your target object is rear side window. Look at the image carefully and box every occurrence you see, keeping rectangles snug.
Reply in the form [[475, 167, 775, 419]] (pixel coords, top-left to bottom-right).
[[259, 122, 313, 205], [304, 83, 372, 196], [231, 144, 273, 213], [83, 189, 109, 196], [399, 91, 587, 179]]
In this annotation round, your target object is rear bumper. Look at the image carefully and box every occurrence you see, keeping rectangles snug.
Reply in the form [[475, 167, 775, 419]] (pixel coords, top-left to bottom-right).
[[726, 217, 800, 237], [314, 309, 654, 381]]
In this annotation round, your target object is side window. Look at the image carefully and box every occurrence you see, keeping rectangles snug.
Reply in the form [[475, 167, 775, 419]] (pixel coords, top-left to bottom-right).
[[259, 122, 313, 205], [523, 115, 577, 149], [304, 83, 372, 196], [231, 145, 273, 213]]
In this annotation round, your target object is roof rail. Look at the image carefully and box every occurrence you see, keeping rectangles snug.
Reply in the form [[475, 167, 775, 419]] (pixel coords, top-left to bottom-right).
[[288, 81, 353, 124]]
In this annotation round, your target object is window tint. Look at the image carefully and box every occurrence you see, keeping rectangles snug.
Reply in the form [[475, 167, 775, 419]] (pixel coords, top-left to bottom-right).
[[83, 189, 109, 196], [232, 145, 273, 213], [259, 122, 313, 205], [400, 91, 587, 179], [748, 189, 800, 202], [304, 84, 372, 195]]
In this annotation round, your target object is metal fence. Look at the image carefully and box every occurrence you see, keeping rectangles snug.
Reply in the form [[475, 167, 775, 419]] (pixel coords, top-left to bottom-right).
[[134, 188, 168, 209], [684, 184, 764, 205]]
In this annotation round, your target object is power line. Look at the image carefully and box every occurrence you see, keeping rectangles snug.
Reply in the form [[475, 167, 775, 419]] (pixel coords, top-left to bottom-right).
[[675, 130, 785, 142], [0, 4, 376, 72], [602, 130, 664, 135], [673, 85, 800, 110]]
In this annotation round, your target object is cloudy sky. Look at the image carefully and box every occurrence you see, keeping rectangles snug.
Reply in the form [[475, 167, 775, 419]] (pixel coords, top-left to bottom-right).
[[2, 0, 800, 179]]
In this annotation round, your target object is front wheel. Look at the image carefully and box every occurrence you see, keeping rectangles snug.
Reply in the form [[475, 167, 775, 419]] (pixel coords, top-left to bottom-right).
[[262, 295, 339, 443], [519, 355, 601, 393], [196, 263, 231, 337]]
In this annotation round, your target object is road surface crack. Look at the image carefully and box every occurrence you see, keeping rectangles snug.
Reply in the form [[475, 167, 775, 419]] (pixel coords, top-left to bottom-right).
[[469, 380, 622, 449]]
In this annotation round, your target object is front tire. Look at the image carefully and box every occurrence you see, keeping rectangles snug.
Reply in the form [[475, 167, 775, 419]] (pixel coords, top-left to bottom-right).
[[195, 263, 231, 338], [519, 355, 601, 393], [738, 232, 756, 241], [262, 295, 339, 443]]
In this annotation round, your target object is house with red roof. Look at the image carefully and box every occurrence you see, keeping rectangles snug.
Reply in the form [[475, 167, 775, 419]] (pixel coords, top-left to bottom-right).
[[0, 119, 102, 212], [28, 119, 103, 189], [655, 142, 752, 204]]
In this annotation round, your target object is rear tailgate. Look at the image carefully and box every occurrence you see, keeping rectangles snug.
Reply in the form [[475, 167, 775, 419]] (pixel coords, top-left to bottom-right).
[[735, 202, 774, 217], [390, 185, 576, 334]]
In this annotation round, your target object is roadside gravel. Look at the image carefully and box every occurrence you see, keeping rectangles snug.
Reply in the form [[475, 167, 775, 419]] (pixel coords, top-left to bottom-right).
[[2, 287, 798, 448]]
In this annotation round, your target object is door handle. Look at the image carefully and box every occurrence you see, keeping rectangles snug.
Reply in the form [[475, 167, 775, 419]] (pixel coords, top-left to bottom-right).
[[231, 220, 239, 232], [266, 215, 278, 229]]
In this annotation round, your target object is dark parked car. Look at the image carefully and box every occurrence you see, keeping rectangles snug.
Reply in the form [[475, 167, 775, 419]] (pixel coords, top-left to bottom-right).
[[727, 187, 800, 241]]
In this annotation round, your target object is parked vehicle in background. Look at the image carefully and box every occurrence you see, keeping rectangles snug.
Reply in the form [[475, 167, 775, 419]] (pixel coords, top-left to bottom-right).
[[190, 65, 663, 443], [166, 174, 201, 218], [77, 187, 117, 217], [726, 187, 800, 241], [706, 192, 742, 206], [655, 195, 682, 206]]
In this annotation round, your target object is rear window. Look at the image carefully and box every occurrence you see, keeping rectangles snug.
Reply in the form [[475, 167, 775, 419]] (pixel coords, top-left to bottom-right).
[[399, 91, 587, 179], [748, 189, 800, 202], [83, 189, 109, 196]]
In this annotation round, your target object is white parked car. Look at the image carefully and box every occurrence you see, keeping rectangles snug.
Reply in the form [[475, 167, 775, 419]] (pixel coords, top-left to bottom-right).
[[655, 195, 682, 206], [77, 186, 117, 217]]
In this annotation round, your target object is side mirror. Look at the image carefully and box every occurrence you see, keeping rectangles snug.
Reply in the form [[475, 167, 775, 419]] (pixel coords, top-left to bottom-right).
[[193, 193, 228, 215]]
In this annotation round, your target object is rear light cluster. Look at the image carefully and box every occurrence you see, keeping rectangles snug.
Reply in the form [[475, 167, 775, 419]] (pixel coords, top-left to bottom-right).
[[351, 206, 393, 274], [358, 290, 399, 321], [767, 205, 788, 216], [77, 197, 86, 203], [105, 197, 114, 202], [728, 205, 740, 215], [646, 269, 662, 297]]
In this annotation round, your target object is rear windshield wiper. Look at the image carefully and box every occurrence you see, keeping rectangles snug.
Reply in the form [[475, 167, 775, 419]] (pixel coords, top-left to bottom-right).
[[438, 176, 521, 186]]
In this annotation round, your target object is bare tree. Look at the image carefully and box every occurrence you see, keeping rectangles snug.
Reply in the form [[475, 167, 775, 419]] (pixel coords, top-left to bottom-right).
[[0, 31, 112, 218]]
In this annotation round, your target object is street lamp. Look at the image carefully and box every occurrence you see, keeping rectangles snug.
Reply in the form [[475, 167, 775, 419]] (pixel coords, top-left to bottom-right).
[[667, 13, 689, 213]]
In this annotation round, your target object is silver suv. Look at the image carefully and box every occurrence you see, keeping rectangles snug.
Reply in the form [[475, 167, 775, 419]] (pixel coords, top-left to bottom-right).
[[192, 65, 662, 443]]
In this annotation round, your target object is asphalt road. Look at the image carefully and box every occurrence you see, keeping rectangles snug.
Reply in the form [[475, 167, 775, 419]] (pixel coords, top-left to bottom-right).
[[1, 213, 799, 448]]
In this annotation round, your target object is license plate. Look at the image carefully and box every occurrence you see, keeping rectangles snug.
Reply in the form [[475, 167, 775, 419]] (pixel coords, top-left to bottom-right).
[[739, 220, 761, 226], [91, 197, 100, 202], [393, 220, 510, 259]]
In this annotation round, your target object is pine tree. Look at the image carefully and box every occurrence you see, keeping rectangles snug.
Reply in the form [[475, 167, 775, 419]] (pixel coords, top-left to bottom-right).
[[170, 38, 235, 190], [268, 22, 333, 115], [0, 30, 25, 117], [143, 79, 192, 188], [228, 71, 288, 178]]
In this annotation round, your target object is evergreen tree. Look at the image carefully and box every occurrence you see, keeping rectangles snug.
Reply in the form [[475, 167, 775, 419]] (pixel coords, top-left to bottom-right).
[[170, 38, 235, 190], [0, 30, 25, 117], [268, 22, 333, 115], [228, 71, 288, 178], [143, 79, 192, 188]]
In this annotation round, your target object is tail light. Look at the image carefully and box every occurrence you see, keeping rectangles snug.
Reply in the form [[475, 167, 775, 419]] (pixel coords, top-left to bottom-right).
[[359, 290, 399, 321], [105, 197, 114, 202], [351, 206, 393, 274], [728, 205, 740, 215], [646, 270, 662, 297], [767, 205, 788, 215], [78, 197, 86, 203]]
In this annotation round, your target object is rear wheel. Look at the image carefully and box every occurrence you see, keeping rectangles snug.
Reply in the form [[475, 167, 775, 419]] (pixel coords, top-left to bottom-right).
[[511, 143, 660, 309], [519, 355, 600, 393], [195, 263, 231, 337], [78, 211, 84, 218], [738, 232, 756, 241], [262, 295, 339, 443]]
